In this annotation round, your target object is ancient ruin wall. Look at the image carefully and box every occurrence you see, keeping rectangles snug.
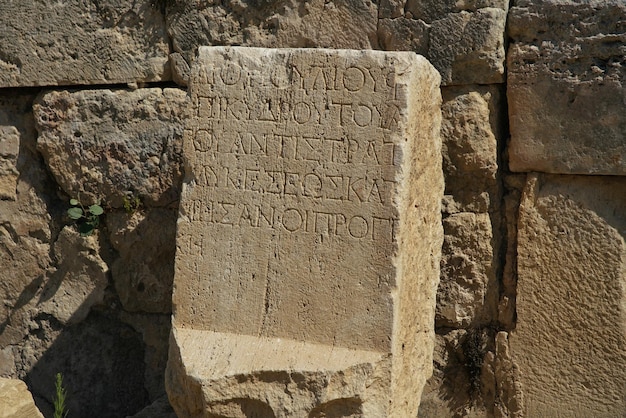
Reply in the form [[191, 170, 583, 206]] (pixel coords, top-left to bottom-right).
[[0, 1, 624, 417]]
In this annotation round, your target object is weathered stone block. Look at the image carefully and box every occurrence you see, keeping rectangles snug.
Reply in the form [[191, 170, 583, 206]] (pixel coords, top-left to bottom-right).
[[166, 0, 378, 61], [0, 126, 19, 201], [510, 173, 626, 416], [167, 47, 443, 417], [508, 0, 626, 174], [0, 378, 44, 418], [428, 8, 507, 85], [108, 209, 177, 314], [0, 92, 53, 348], [39, 227, 109, 325], [379, 5, 507, 85], [440, 85, 503, 214], [0, 0, 170, 87], [34, 88, 187, 208], [438, 212, 498, 328]]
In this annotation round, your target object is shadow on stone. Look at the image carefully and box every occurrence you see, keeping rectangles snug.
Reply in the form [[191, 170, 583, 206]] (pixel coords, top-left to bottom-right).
[[25, 311, 148, 418]]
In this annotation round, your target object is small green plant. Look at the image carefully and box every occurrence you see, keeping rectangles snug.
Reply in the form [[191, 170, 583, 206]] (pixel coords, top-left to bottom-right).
[[122, 194, 142, 214], [53, 372, 68, 418], [67, 198, 104, 236]]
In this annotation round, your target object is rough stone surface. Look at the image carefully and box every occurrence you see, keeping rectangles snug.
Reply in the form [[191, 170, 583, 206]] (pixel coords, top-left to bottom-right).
[[510, 173, 626, 416], [167, 47, 443, 417], [438, 212, 498, 328], [39, 227, 109, 325], [0, 126, 20, 200], [166, 0, 379, 61], [22, 312, 148, 418], [121, 313, 173, 402], [0, 92, 54, 349], [418, 329, 490, 418], [499, 175, 525, 330], [485, 332, 524, 418], [507, 0, 626, 175], [34, 88, 188, 208], [0, 0, 170, 87], [428, 8, 506, 86], [129, 395, 177, 418], [108, 209, 177, 313], [440, 85, 503, 214], [0, 378, 44, 418], [405, 0, 508, 23], [379, 5, 507, 85]]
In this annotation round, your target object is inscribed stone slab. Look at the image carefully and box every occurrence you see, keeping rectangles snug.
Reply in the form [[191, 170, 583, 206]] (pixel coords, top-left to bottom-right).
[[167, 47, 443, 417]]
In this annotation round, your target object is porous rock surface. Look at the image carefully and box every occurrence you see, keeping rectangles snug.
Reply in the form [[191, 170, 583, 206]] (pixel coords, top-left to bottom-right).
[[438, 212, 498, 328], [0, 378, 44, 418], [0, 0, 170, 87], [507, 0, 626, 174], [379, 1, 507, 85], [510, 173, 626, 416], [166, 0, 379, 59], [33, 88, 188, 208]]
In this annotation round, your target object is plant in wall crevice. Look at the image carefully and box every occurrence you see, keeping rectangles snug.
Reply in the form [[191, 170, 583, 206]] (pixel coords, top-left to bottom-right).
[[67, 197, 104, 236], [53, 372, 68, 418]]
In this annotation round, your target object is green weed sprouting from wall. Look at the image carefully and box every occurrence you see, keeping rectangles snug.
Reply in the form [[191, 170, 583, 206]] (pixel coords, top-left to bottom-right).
[[67, 198, 104, 236], [122, 194, 142, 214], [53, 372, 68, 418]]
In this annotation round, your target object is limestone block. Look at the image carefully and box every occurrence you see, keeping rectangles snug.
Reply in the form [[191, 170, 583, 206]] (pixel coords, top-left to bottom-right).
[[0, 126, 19, 200], [428, 8, 506, 86], [0, 0, 169, 87], [510, 173, 626, 416], [167, 47, 443, 417], [379, 4, 507, 85], [438, 212, 497, 328], [405, 0, 508, 23], [108, 209, 177, 313], [0, 378, 44, 418], [39, 227, 109, 325], [440, 85, 503, 214], [34, 88, 188, 208], [507, 0, 626, 174], [0, 92, 53, 348], [166, 0, 378, 61]]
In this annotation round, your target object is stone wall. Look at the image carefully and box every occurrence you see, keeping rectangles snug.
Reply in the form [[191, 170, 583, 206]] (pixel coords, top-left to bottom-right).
[[0, 1, 623, 417]]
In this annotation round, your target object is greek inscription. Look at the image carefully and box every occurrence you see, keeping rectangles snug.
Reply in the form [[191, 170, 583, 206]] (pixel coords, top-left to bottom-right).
[[184, 199, 397, 241], [193, 93, 402, 130], [187, 57, 407, 244], [189, 130, 397, 166]]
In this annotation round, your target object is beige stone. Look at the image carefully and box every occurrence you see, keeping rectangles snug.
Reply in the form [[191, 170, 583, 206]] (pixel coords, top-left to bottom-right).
[[39, 227, 109, 325], [166, 0, 378, 61], [378, 6, 507, 86], [0, 126, 19, 200], [167, 47, 443, 417], [0, 0, 169, 87], [34, 88, 187, 208], [440, 85, 503, 214], [510, 173, 626, 416], [507, 0, 626, 175], [428, 8, 507, 86], [438, 212, 498, 328], [0, 92, 53, 348], [108, 209, 177, 313], [0, 378, 44, 418]]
